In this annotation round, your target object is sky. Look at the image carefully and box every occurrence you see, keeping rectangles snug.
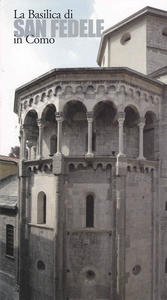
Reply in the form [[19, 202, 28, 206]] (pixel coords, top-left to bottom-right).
[[0, 0, 167, 155]]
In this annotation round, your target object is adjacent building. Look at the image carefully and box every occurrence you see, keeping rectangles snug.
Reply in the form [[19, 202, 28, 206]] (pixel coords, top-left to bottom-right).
[[0, 155, 19, 300]]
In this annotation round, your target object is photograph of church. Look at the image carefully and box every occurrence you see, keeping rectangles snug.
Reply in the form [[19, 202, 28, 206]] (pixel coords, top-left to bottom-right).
[[1, 5, 167, 300]]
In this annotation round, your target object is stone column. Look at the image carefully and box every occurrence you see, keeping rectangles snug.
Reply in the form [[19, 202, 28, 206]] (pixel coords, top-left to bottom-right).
[[86, 112, 94, 157], [20, 125, 27, 160], [37, 119, 44, 159], [138, 117, 145, 160], [26, 140, 33, 160], [118, 112, 125, 157], [56, 112, 64, 155]]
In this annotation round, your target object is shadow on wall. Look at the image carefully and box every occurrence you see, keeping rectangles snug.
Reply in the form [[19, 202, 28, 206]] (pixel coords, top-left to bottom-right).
[[0, 239, 19, 300]]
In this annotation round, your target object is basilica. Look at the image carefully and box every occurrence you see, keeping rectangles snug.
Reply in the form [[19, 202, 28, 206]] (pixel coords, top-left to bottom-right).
[[1, 6, 167, 300]]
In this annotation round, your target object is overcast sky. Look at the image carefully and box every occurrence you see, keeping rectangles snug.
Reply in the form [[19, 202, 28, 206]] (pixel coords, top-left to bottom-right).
[[0, 0, 167, 155]]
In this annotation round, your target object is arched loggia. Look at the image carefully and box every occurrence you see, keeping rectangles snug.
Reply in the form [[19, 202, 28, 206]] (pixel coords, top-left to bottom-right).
[[93, 101, 118, 155], [124, 106, 140, 158], [62, 100, 87, 156]]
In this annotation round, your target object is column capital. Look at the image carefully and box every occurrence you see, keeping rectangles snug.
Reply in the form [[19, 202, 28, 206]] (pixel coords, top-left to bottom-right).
[[117, 112, 125, 122], [56, 112, 64, 122], [86, 111, 93, 121], [37, 119, 44, 128], [26, 140, 33, 149], [138, 117, 145, 127]]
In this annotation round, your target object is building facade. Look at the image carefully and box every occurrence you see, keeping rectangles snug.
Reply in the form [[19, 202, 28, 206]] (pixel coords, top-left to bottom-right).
[[0, 156, 19, 300], [12, 6, 167, 300]]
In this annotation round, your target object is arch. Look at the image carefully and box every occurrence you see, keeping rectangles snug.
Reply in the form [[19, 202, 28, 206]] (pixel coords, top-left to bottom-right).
[[107, 85, 116, 93], [93, 101, 118, 155], [37, 191, 46, 224], [23, 110, 39, 160], [23, 109, 38, 125], [41, 104, 57, 158], [124, 105, 140, 127], [144, 111, 157, 160], [86, 194, 94, 228], [41, 104, 56, 122], [63, 101, 87, 156], [63, 100, 87, 121], [75, 85, 83, 94], [124, 105, 140, 158], [34, 95, 40, 104], [93, 100, 117, 119], [29, 98, 33, 107], [69, 163, 75, 171], [47, 89, 53, 98], [86, 85, 95, 94], [41, 92, 46, 102], [55, 86, 62, 96], [145, 111, 156, 125]]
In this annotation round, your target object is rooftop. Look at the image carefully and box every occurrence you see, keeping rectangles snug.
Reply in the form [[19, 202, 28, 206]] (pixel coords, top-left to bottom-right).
[[0, 155, 18, 164]]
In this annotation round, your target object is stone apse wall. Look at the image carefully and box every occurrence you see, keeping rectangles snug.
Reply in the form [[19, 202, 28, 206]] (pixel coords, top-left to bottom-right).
[[14, 69, 163, 299]]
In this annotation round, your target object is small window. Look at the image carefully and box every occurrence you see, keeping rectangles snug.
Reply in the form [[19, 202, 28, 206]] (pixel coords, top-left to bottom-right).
[[50, 135, 57, 155], [86, 194, 94, 227], [37, 260, 45, 271], [86, 270, 96, 280], [120, 32, 131, 45], [132, 265, 141, 275], [162, 27, 167, 37], [37, 192, 46, 224], [6, 225, 14, 256]]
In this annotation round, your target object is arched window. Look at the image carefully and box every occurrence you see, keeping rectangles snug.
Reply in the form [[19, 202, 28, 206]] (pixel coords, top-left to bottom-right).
[[6, 224, 14, 256], [86, 194, 94, 227], [50, 135, 57, 155], [37, 192, 46, 224]]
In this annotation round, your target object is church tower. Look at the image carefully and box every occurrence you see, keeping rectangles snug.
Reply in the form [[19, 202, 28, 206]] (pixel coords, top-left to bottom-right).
[[14, 6, 167, 300], [97, 6, 167, 76]]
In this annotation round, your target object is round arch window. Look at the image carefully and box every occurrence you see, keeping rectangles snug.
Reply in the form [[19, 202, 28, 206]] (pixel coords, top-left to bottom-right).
[[120, 32, 131, 45], [132, 265, 141, 275], [86, 270, 96, 280]]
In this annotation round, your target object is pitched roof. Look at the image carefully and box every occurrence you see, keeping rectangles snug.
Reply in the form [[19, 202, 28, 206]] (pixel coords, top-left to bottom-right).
[[0, 155, 18, 164], [149, 66, 167, 79], [0, 195, 17, 210]]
